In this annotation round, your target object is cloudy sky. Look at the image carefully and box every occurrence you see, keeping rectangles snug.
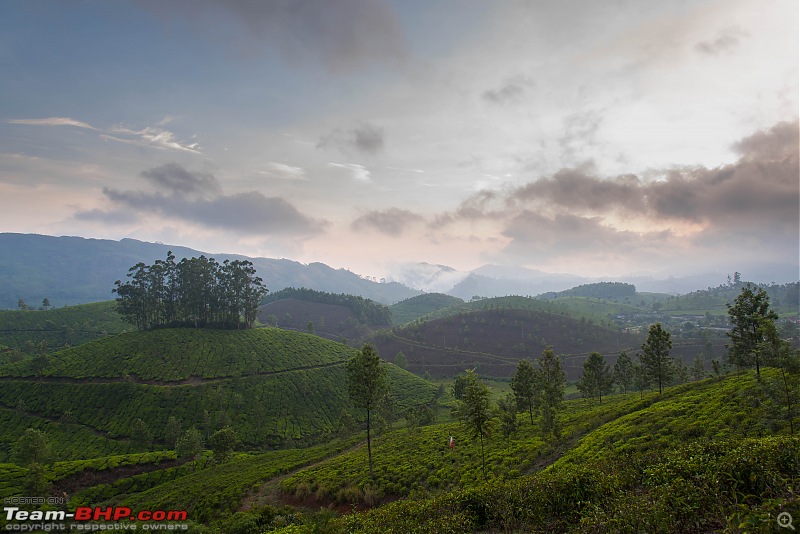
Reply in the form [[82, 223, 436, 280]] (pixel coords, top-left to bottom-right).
[[1, 0, 798, 282]]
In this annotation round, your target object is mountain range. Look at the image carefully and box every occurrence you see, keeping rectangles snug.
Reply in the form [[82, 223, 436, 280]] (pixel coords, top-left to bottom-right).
[[1, 233, 795, 310]]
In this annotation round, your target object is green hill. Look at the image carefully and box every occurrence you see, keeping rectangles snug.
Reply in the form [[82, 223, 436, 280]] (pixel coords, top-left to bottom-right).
[[372, 306, 642, 379], [302, 371, 799, 532], [1, 366, 796, 532], [0, 328, 437, 455], [0, 301, 130, 353], [389, 293, 465, 326]]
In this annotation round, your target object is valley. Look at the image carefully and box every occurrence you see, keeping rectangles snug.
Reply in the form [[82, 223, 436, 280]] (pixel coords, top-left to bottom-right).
[[0, 249, 797, 533]]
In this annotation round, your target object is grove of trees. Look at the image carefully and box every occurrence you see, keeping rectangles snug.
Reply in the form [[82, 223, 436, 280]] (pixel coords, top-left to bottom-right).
[[113, 252, 268, 331]]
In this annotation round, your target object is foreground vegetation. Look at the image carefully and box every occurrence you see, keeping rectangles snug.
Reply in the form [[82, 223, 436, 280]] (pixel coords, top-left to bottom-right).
[[1, 280, 797, 533]]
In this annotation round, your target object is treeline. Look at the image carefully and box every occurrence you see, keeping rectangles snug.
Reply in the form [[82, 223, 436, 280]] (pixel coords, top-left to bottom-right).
[[263, 288, 391, 327], [113, 253, 268, 331], [541, 282, 637, 300]]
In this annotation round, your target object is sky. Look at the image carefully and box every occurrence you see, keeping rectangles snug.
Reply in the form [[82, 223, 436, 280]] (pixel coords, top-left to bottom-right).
[[1, 0, 798, 283]]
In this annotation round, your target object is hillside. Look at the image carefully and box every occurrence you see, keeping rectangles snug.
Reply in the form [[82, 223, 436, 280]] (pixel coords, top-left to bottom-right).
[[372, 306, 644, 379], [388, 293, 465, 326], [258, 288, 392, 344], [0, 328, 437, 456], [293, 371, 798, 532], [8, 370, 792, 532], [0, 301, 130, 353], [0, 233, 419, 309]]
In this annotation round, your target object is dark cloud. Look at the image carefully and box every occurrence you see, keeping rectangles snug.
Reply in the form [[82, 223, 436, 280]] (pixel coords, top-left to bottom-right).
[[97, 163, 326, 237], [482, 75, 535, 104], [501, 210, 669, 258], [513, 169, 643, 212], [140, 162, 221, 198], [731, 120, 799, 161], [138, 0, 408, 73], [351, 208, 422, 236], [318, 122, 385, 156], [431, 120, 798, 266], [694, 27, 748, 55]]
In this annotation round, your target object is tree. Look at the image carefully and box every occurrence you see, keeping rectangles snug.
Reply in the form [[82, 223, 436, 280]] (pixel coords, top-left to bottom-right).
[[511, 359, 537, 425], [613, 351, 635, 394], [451, 369, 494, 481], [393, 352, 408, 369], [640, 323, 673, 394], [690, 357, 707, 381], [497, 393, 519, 440], [759, 319, 799, 435], [451, 374, 469, 401], [346, 344, 388, 480], [176, 427, 204, 471], [18, 299, 28, 310], [131, 418, 152, 449], [13, 428, 51, 466], [41, 298, 51, 311], [577, 352, 614, 404], [23, 462, 50, 496], [210, 426, 237, 463], [726, 284, 779, 379], [535, 347, 566, 438], [165, 416, 182, 448]]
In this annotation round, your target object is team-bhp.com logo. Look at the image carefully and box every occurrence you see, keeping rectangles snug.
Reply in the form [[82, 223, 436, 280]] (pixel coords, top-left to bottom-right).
[[4, 505, 188, 531]]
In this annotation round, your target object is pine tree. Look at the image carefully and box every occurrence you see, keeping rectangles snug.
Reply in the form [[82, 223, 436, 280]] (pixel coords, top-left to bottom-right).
[[613, 351, 635, 394], [511, 359, 537, 425], [577, 352, 614, 404], [640, 323, 673, 394], [346, 344, 388, 480], [726, 284, 779, 379], [451, 369, 495, 480], [535, 347, 566, 438]]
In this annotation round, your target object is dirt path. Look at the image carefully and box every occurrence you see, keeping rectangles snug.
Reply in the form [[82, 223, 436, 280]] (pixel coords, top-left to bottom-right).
[[238, 440, 368, 514]]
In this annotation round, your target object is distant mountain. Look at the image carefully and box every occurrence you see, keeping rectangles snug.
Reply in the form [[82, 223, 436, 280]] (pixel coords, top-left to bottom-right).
[[389, 261, 796, 300], [0, 233, 420, 309]]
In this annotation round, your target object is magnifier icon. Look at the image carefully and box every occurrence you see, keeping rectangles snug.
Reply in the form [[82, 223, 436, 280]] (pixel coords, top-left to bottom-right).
[[778, 512, 795, 530]]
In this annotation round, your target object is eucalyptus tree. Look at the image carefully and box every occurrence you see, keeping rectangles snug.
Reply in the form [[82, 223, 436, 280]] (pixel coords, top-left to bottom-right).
[[640, 323, 673, 394], [726, 284, 779, 379], [346, 344, 388, 480]]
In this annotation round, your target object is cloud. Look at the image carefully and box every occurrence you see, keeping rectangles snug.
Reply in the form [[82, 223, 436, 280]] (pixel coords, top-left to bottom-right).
[[318, 122, 385, 155], [137, 0, 408, 73], [6, 117, 97, 129], [95, 163, 326, 237], [501, 210, 669, 258], [351, 208, 423, 236], [328, 163, 371, 181], [731, 120, 799, 161], [7, 117, 200, 154], [104, 125, 201, 153], [694, 26, 749, 55], [255, 162, 306, 181], [482, 75, 535, 104], [140, 163, 221, 198], [427, 120, 799, 268]]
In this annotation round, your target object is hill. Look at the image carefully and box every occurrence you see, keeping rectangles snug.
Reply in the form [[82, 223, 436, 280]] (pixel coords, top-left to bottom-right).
[[388, 293, 465, 326], [0, 233, 419, 309], [0, 301, 130, 353], [0, 328, 437, 457], [290, 371, 798, 532], [372, 305, 643, 379]]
